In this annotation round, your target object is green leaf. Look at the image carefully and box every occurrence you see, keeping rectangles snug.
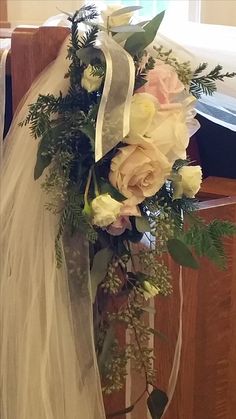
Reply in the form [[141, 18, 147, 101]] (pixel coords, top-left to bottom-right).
[[99, 179, 126, 202], [113, 31, 136, 44], [83, 21, 106, 32], [90, 247, 113, 302], [79, 123, 95, 150], [111, 6, 142, 16], [149, 328, 167, 341], [110, 24, 145, 33], [34, 134, 52, 180], [98, 326, 115, 373], [147, 389, 168, 419], [124, 11, 165, 55], [167, 238, 199, 269], [135, 216, 151, 233], [76, 47, 102, 65]]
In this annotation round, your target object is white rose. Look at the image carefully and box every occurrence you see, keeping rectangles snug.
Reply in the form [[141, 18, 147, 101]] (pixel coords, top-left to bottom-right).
[[101, 4, 133, 29], [91, 194, 122, 227], [173, 165, 202, 199], [126, 94, 197, 166], [127, 93, 158, 140], [81, 65, 103, 93], [147, 107, 190, 165], [142, 281, 160, 300], [109, 141, 171, 205]]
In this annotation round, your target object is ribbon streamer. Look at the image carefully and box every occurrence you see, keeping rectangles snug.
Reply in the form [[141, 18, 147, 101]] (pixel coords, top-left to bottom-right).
[[95, 32, 135, 161]]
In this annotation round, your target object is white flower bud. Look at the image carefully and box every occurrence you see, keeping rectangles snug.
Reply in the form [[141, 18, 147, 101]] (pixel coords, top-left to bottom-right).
[[81, 65, 102, 93], [91, 194, 122, 228]]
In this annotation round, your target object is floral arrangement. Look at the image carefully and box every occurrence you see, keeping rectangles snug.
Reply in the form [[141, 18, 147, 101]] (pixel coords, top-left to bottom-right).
[[21, 4, 236, 418]]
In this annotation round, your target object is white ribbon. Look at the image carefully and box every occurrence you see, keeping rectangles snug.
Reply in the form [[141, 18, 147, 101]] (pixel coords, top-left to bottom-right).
[[95, 32, 135, 161], [0, 47, 9, 153]]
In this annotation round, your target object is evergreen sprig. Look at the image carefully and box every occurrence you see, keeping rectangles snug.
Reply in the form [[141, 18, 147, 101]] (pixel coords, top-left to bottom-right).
[[190, 63, 236, 98], [184, 217, 236, 268]]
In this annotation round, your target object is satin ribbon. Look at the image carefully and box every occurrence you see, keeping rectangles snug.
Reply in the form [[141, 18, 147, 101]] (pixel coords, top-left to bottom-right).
[[95, 32, 135, 161], [0, 46, 9, 150]]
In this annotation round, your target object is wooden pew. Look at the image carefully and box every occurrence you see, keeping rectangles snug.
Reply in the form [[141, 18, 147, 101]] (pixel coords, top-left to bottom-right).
[[2, 25, 236, 419]]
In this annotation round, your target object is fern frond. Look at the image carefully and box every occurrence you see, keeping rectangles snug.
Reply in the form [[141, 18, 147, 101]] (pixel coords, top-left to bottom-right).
[[184, 218, 236, 269]]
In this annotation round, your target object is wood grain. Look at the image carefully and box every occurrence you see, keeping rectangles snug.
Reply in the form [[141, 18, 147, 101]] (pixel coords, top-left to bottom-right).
[[0, 0, 10, 28], [155, 199, 236, 419], [199, 176, 236, 200], [11, 26, 69, 112]]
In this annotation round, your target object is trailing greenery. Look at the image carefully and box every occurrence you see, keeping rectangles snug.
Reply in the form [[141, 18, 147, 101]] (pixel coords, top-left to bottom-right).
[[183, 217, 236, 269], [190, 63, 236, 98]]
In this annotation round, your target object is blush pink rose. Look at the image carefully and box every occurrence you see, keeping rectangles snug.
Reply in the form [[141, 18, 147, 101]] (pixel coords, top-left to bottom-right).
[[106, 202, 141, 236], [138, 61, 184, 105], [106, 216, 132, 236]]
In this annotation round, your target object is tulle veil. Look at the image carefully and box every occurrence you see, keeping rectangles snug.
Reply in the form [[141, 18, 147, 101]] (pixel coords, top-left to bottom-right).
[[0, 37, 105, 419]]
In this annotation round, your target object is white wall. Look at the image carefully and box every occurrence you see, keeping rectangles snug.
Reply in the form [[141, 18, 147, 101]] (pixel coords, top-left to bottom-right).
[[7, 0, 84, 27], [201, 0, 236, 26], [7, 0, 236, 28]]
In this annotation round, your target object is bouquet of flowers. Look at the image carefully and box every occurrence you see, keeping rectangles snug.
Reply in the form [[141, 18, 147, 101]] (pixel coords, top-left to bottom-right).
[[21, 4, 236, 417]]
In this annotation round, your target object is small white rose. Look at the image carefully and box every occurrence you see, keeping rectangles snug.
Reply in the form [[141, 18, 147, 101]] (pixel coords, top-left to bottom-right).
[[142, 281, 160, 300], [91, 194, 122, 227], [173, 165, 203, 199], [81, 65, 103, 93], [101, 4, 133, 29]]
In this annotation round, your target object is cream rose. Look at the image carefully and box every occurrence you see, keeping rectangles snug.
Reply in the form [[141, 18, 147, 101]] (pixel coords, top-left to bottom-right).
[[147, 107, 190, 164], [173, 165, 202, 199], [138, 60, 184, 104], [91, 194, 122, 227], [101, 4, 133, 29], [109, 142, 171, 205], [126, 93, 194, 166], [81, 65, 103, 93], [142, 281, 160, 300], [128, 93, 158, 139]]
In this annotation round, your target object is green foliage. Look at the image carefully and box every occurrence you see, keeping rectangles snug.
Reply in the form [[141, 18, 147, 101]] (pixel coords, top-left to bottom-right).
[[184, 218, 236, 269], [147, 389, 168, 419], [90, 247, 114, 302], [134, 52, 156, 90], [125, 11, 165, 55], [167, 238, 199, 269], [153, 45, 193, 86], [190, 63, 236, 98]]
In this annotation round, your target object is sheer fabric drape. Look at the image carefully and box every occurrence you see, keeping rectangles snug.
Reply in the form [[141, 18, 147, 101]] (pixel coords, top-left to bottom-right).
[[0, 38, 105, 419]]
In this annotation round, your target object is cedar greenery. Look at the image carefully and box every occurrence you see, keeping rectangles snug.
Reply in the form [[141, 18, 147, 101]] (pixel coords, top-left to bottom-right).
[[190, 63, 236, 98]]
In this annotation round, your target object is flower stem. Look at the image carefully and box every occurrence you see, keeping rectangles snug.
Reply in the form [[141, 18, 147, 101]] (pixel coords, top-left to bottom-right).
[[84, 168, 93, 208], [92, 168, 99, 197]]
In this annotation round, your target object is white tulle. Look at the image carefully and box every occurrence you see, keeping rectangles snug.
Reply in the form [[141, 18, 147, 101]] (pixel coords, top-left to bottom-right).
[[0, 38, 105, 419]]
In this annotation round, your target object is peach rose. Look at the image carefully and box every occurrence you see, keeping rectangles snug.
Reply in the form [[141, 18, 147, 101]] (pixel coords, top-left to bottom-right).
[[138, 61, 184, 104], [109, 142, 171, 205]]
